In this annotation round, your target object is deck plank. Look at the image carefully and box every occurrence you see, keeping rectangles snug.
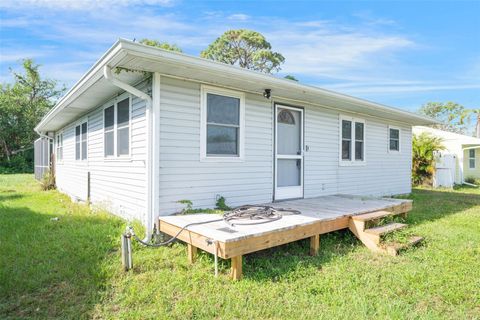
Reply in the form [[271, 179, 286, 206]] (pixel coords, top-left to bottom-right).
[[159, 195, 412, 245]]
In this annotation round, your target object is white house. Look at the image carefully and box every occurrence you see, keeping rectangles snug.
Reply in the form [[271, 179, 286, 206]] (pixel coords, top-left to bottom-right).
[[413, 126, 480, 186], [34, 39, 436, 239]]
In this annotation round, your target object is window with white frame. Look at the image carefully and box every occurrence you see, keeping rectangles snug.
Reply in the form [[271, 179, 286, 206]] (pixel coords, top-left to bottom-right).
[[389, 127, 400, 152], [201, 86, 244, 160], [56, 133, 63, 162], [75, 121, 87, 160], [340, 116, 365, 164], [469, 149, 475, 169], [104, 97, 130, 157]]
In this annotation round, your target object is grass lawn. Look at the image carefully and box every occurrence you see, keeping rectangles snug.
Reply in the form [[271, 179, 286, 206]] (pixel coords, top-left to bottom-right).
[[1, 174, 479, 319]]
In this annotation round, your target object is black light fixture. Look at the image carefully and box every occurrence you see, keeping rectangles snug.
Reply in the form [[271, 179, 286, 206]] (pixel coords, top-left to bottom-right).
[[263, 89, 271, 99]]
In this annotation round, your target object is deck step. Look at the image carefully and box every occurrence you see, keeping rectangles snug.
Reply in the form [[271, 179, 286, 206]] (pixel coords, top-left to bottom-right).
[[385, 236, 424, 256], [364, 223, 407, 236], [352, 210, 403, 222]]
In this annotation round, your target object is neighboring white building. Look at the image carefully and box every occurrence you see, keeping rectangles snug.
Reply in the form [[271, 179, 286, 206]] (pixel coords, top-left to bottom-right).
[[34, 39, 436, 238], [413, 126, 480, 186]]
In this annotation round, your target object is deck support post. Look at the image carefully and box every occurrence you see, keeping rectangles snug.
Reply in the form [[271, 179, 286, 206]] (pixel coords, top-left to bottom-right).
[[309, 234, 320, 256], [187, 244, 197, 264], [230, 255, 242, 280]]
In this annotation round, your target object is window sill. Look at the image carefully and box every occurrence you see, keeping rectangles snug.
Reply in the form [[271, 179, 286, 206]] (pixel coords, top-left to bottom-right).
[[103, 157, 133, 162], [339, 160, 367, 167], [388, 150, 401, 154], [200, 156, 245, 163]]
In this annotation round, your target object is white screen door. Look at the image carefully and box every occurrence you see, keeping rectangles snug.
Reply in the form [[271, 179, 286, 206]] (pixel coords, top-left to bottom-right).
[[275, 105, 304, 200]]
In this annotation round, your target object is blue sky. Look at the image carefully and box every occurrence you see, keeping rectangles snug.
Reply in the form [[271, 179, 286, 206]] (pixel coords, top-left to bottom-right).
[[1, 0, 479, 116]]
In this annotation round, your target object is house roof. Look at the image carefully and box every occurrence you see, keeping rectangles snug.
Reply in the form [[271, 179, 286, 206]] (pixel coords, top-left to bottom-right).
[[36, 39, 438, 133], [413, 126, 480, 147]]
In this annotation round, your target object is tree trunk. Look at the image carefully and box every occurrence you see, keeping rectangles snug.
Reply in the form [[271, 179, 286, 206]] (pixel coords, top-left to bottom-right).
[[477, 114, 480, 138], [1, 140, 11, 162]]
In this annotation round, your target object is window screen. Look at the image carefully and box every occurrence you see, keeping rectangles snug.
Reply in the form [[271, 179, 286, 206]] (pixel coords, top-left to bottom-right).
[[116, 98, 130, 156], [56, 133, 63, 161], [81, 122, 87, 160], [355, 122, 364, 161], [469, 149, 475, 169], [206, 93, 240, 156], [389, 128, 400, 151], [341, 120, 352, 160], [75, 125, 81, 160], [104, 105, 114, 156]]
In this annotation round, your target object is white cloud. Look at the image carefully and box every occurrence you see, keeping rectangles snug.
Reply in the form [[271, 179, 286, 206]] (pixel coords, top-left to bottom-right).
[[228, 13, 250, 21], [0, 0, 175, 11], [4, 6, 475, 104]]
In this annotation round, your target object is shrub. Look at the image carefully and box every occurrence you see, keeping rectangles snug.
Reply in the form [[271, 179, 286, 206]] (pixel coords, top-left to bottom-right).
[[0, 154, 33, 173], [412, 132, 445, 186], [40, 170, 56, 190], [215, 196, 231, 211]]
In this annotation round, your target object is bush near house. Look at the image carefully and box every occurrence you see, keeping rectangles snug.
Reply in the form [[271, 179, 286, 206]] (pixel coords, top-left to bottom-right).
[[412, 132, 445, 186]]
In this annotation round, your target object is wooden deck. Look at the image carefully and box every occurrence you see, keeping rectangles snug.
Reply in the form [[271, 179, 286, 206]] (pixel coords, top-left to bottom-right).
[[158, 195, 412, 280]]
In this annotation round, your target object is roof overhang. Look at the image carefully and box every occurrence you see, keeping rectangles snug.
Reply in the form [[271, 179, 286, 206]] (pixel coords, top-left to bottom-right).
[[36, 39, 438, 132]]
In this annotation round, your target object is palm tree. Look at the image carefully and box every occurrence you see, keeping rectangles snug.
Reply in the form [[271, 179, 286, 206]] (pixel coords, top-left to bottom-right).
[[412, 133, 445, 186]]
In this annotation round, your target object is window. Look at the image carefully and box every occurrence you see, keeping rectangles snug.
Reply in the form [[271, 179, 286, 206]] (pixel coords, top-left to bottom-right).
[[75, 121, 87, 160], [278, 109, 295, 125], [340, 116, 365, 164], [201, 86, 245, 161], [104, 97, 130, 158], [389, 127, 400, 152], [341, 120, 352, 160], [56, 133, 63, 162], [355, 122, 364, 160], [469, 149, 475, 169], [104, 105, 114, 156]]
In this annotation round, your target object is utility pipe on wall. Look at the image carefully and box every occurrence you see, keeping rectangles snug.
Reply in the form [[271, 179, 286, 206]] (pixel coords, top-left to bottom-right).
[[103, 65, 155, 242]]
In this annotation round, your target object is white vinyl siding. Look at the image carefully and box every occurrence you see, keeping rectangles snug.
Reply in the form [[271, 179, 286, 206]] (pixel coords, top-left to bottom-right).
[[158, 77, 412, 215], [54, 75, 413, 224], [54, 79, 149, 223], [305, 106, 412, 197], [159, 77, 271, 213]]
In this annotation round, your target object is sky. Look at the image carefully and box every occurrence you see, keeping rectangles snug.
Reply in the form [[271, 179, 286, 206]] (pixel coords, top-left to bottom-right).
[[1, 0, 479, 117]]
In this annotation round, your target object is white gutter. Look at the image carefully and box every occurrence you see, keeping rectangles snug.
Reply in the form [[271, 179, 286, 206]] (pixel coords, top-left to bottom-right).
[[103, 65, 155, 242]]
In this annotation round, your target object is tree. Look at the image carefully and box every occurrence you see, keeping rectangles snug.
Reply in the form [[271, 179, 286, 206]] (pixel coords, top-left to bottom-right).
[[418, 102, 470, 134], [139, 38, 182, 52], [412, 132, 445, 186], [0, 59, 64, 163], [200, 29, 285, 73], [470, 109, 480, 137], [284, 75, 298, 81]]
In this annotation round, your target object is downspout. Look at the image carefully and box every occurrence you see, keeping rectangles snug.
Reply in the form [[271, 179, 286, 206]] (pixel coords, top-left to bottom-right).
[[103, 66, 155, 242]]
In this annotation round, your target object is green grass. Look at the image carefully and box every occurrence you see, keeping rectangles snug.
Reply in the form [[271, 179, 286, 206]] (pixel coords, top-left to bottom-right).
[[1, 175, 479, 319]]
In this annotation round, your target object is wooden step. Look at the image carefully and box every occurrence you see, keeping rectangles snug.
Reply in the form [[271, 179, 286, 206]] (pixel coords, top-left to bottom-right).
[[385, 236, 424, 256], [364, 223, 407, 236], [352, 210, 403, 222]]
